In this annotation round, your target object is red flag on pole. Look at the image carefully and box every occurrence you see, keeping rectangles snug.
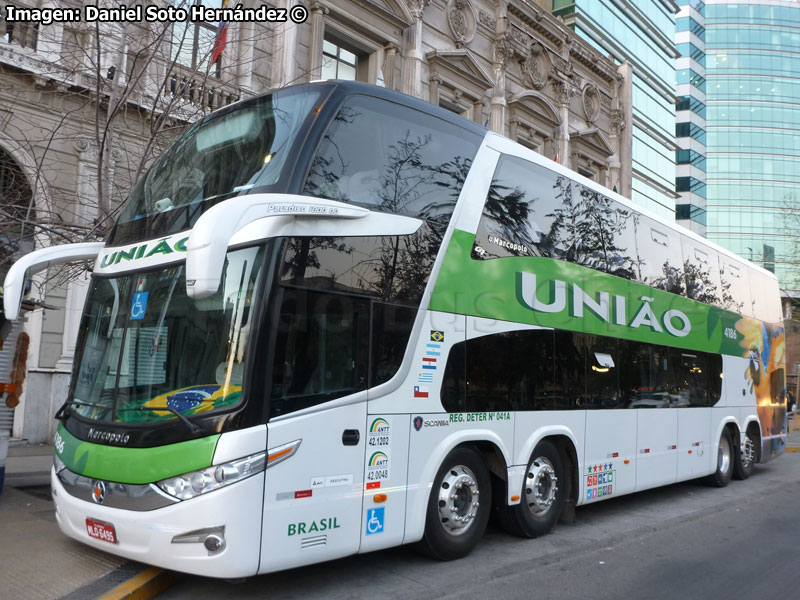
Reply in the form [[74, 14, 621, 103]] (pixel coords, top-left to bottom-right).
[[211, 0, 229, 65]]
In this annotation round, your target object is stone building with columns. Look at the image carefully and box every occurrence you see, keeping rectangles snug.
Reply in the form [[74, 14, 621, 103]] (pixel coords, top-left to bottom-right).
[[0, 0, 631, 443]]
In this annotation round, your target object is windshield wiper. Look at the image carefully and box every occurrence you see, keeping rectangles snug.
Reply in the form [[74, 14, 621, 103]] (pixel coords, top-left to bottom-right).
[[55, 400, 111, 421], [117, 405, 206, 435]]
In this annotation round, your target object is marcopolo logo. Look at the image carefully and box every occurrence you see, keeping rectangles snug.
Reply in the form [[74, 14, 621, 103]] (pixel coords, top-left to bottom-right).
[[517, 271, 691, 338], [87, 427, 131, 445]]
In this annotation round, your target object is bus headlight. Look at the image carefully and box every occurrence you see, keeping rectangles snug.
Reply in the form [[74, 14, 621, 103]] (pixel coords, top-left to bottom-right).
[[157, 451, 266, 500]]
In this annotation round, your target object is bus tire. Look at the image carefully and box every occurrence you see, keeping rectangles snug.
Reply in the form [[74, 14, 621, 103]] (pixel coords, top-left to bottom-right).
[[733, 427, 756, 480], [708, 428, 734, 487], [417, 446, 491, 561], [499, 440, 565, 538]]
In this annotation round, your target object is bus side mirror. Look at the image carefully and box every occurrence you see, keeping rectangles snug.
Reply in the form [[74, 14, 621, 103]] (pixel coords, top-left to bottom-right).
[[2, 242, 104, 320], [184, 194, 418, 300]]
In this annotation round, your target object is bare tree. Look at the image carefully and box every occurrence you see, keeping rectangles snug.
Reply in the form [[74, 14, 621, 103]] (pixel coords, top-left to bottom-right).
[[0, 1, 279, 295]]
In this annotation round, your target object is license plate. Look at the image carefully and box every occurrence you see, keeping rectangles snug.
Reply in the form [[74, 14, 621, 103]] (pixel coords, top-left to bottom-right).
[[86, 518, 117, 544]]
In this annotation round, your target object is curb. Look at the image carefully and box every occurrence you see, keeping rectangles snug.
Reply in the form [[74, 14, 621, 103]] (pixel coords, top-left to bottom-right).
[[785, 447, 800, 453], [97, 567, 183, 600]]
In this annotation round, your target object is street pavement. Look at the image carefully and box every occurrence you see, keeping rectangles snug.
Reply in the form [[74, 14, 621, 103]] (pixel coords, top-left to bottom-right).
[[2, 423, 800, 599], [162, 437, 800, 600], [0, 443, 149, 600]]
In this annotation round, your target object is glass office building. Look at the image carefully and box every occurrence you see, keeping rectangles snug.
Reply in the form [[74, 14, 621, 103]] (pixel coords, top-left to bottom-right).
[[705, 0, 800, 290], [676, 0, 708, 235], [554, 0, 679, 219]]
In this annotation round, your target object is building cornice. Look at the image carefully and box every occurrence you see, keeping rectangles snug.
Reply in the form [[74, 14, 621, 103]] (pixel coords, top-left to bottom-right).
[[506, 1, 618, 84]]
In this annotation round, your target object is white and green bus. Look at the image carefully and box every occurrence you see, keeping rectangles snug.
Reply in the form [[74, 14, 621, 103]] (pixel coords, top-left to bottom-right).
[[3, 81, 786, 578]]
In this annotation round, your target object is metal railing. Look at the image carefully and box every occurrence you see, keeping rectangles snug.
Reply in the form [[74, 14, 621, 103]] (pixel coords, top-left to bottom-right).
[[165, 65, 239, 112]]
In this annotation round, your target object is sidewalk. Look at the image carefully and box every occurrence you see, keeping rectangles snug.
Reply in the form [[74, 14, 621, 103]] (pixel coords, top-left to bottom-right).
[[0, 443, 176, 600], [787, 415, 800, 451]]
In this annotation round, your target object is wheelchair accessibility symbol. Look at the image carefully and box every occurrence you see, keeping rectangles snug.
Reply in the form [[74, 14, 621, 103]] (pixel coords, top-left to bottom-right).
[[130, 292, 149, 320], [365, 507, 384, 536]]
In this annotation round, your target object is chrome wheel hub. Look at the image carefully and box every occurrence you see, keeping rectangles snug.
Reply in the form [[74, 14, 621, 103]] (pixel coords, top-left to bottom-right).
[[718, 436, 731, 474], [741, 434, 755, 469], [526, 457, 558, 516], [437, 465, 480, 536]]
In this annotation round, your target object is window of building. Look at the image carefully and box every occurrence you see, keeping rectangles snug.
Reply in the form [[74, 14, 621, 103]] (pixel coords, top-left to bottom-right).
[[675, 149, 707, 171], [676, 42, 706, 66], [171, 0, 224, 75], [675, 121, 706, 144], [322, 38, 358, 81], [0, 148, 34, 281], [676, 96, 706, 119], [2, 8, 39, 50], [676, 176, 707, 198], [676, 16, 705, 40], [676, 204, 707, 226], [676, 68, 707, 93]]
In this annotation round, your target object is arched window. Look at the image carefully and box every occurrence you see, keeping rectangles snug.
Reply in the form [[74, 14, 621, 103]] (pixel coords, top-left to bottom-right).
[[0, 147, 34, 280]]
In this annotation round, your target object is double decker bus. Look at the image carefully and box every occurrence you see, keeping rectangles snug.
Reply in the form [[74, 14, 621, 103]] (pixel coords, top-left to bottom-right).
[[3, 81, 786, 578]]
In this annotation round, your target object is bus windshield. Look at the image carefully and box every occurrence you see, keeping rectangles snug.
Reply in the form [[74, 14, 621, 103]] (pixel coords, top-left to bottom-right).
[[69, 246, 264, 425], [111, 87, 326, 244]]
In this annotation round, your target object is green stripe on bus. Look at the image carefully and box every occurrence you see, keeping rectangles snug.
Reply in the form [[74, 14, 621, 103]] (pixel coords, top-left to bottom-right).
[[55, 424, 220, 484], [430, 229, 764, 358]]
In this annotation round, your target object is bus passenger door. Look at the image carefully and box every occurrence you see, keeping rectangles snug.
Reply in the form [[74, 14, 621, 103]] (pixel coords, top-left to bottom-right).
[[260, 404, 367, 573], [258, 290, 370, 573]]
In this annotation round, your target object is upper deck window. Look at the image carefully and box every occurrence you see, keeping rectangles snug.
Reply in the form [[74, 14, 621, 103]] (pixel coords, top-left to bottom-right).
[[302, 94, 482, 225], [110, 86, 326, 245], [473, 154, 770, 319]]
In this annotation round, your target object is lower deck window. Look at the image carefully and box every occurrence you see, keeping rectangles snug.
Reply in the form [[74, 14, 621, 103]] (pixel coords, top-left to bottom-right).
[[442, 329, 723, 413]]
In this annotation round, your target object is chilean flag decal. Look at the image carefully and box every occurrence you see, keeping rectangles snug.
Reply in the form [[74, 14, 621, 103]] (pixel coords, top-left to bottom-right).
[[414, 386, 429, 398]]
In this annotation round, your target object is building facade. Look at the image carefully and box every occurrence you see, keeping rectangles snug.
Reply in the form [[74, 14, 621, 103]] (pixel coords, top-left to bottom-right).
[[704, 0, 800, 289], [553, 0, 680, 218], [0, 0, 632, 443], [675, 0, 708, 235]]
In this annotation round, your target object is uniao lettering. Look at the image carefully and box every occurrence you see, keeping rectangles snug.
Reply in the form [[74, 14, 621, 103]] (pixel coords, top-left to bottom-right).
[[518, 271, 691, 338]]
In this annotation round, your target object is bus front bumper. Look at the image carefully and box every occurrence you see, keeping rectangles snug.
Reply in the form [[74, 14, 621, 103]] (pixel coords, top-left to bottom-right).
[[51, 467, 265, 578]]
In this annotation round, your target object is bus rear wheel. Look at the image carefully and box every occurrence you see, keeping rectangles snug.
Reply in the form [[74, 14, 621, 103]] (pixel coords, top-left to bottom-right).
[[734, 428, 756, 480], [418, 446, 491, 561], [499, 440, 565, 538], [708, 429, 734, 487]]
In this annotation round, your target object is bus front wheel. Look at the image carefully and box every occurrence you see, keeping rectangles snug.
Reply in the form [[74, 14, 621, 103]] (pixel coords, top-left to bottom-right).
[[418, 446, 491, 560], [708, 429, 734, 487], [500, 440, 566, 538]]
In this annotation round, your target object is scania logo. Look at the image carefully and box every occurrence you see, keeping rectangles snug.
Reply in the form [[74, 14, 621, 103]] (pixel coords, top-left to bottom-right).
[[92, 481, 107, 504]]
